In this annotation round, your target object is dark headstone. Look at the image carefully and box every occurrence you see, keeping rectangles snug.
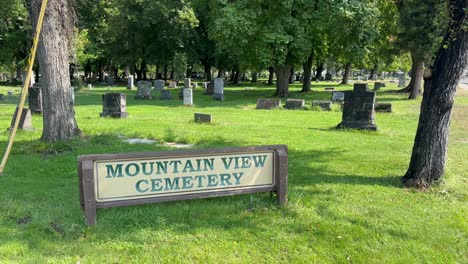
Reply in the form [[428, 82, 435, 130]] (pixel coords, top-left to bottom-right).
[[10, 107, 33, 130], [324, 87, 335, 91], [312, 101, 332, 111], [325, 72, 333, 81], [256, 99, 281, 109], [28, 83, 42, 114], [337, 84, 377, 131], [160, 89, 172, 100], [204, 82, 214, 95], [373, 82, 386, 91], [100, 93, 128, 118], [284, 99, 305, 109], [0, 94, 4, 100], [194, 113, 212, 123], [375, 103, 392, 113]]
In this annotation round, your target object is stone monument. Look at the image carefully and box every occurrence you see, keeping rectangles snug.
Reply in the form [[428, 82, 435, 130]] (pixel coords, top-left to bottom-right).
[[10, 107, 33, 130], [160, 89, 172, 100], [100, 93, 128, 118], [336, 83, 377, 131], [135, 80, 153, 99], [183, 88, 193, 106], [284, 99, 305, 109], [29, 83, 42, 114], [213, 78, 224, 101], [127, 75, 134, 90], [154, 80, 165, 91], [312, 101, 332, 111], [256, 99, 281, 109]]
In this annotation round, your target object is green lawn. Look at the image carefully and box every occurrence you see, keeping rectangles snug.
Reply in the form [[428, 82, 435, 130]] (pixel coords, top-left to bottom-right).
[[0, 81, 466, 263]]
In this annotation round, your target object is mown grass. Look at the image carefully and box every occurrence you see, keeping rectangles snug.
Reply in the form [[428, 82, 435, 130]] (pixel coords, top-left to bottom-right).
[[0, 80, 466, 263]]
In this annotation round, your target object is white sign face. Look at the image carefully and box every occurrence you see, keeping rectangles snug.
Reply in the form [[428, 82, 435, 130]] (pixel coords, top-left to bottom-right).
[[94, 152, 275, 202], [332, 92, 345, 101]]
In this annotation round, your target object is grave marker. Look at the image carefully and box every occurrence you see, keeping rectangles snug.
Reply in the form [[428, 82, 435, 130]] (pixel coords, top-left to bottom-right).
[[127, 75, 134, 90], [284, 99, 305, 109], [204, 82, 214, 95], [10, 107, 33, 130], [374, 82, 386, 91], [194, 113, 212, 123], [312, 101, 332, 111], [337, 83, 377, 131], [154, 80, 165, 91], [100, 93, 128, 118], [374, 103, 392, 113], [183, 88, 193, 106], [213, 78, 224, 101], [29, 83, 42, 114], [160, 89, 172, 100], [331, 91, 345, 102], [135, 80, 153, 99], [257, 99, 281, 109], [398, 77, 406, 87]]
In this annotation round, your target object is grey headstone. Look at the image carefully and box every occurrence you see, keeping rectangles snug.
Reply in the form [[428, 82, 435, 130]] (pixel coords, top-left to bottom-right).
[[285, 99, 305, 109], [202, 82, 208, 90], [374, 82, 386, 91], [204, 82, 214, 95], [8, 90, 13, 96], [363, 75, 369, 81], [107, 76, 114, 85], [10, 107, 33, 130], [127, 75, 134, 90], [87, 84, 93, 90], [100, 93, 128, 118], [184, 78, 192, 89], [194, 113, 212, 123], [29, 83, 42, 114], [398, 77, 406, 87], [160, 89, 172, 100], [332, 91, 345, 102], [168, 81, 177, 88], [183, 88, 193, 106], [312, 101, 332, 111], [213, 78, 224, 101], [154, 80, 165, 91], [337, 83, 377, 131], [256, 99, 281, 109], [375, 103, 392, 113], [136, 80, 153, 99]]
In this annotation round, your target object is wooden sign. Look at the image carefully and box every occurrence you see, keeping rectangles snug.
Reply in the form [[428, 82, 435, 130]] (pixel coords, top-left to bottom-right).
[[78, 145, 288, 225]]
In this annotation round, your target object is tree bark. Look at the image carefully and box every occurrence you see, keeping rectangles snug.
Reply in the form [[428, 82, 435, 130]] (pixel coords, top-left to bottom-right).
[[301, 53, 314, 92], [251, 72, 258, 83], [402, 0, 467, 189], [233, 70, 240, 84], [274, 65, 291, 97], [163, 64, 168, 80], [315, 63, 324, 80], [268, 67, 274, 85], [341, 62, 351, 85], [289, 67, 294, 84], [202, 61, 212, 81], [30, 0, 81, 143], [408, 57, 424, 99]]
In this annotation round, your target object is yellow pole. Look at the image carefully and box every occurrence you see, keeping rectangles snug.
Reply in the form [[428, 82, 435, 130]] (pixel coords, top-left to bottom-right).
[[0, 0, 49, 175]]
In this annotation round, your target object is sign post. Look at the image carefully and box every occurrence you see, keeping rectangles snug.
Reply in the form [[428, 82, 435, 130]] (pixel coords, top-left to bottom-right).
[[78, 145, 288, 225]]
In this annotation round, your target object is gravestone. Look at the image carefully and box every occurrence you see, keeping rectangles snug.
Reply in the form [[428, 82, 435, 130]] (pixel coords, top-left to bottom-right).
[[312, 101, 332, 111], [284, 99, 305, 109], [184, 78, 191, 89], [154, 80, 165, 91], [87, 84, 93, 90], [398, 77, 406, 87], [374, 103, 392, 113], [183, 88, 193, 106], [100, 93, 128, 118], [160, 89, 172, 100], [202, 82, 208, 90], [204, 82, 214, 95], [337, 83, 377, 131], [374, 82, 386, 91], [135, 80, 153, 99], [127, 75, 134, 90], [357, 76, 362, 81], [324, 87, 335, 91], [256, 99, 281, 109], [363, 75, 369, 81], [325, 72, 333, 81], [168, 81, 177, 88], [192, 82, 198, 89], [107, 76, 114, 85], [213, 78, 224, 101], [8, 90, 13, 96], [331, 91, 345, 103], [29, 83, 42, 114], [0, 94, 3, 100], [194, 113, 212, 123], [10, 107, 33, 130]]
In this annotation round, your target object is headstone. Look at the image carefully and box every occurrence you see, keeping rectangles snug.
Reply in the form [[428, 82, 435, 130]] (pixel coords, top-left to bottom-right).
[[357, 76, 362, 81], [29, 83, 42, 114], [284, 99, 305, 109], [256, 99, 281, 109], [107, 76, 114, 85], [168, 81, 177, 88], [0, 94, 3, 100], [135, 80, 153, 99], [8, 90, 13, 96], [312, 101, 332, 111], [363, 75, 369, 81], [336, 83, 377, 131], [183, 88, 193, 106], [87, 84, 93, 90], [331, 91, 345, 102], [213, 78, 224, 101], [325, 72, 333, 81], [100, 93, 128, 118], [374, 82, 386, 91], [10, 107, 33, 130], [204, 82, 214, 95], [160, 89, 172, 100], [194, 113, 212, 123], [398, 77, 406, 87], [184, 78, 192, 89], [324, 87, 335, 91], [374, 103, 392, 113], [202, 82, 208, 90], [127, 75, 134, 90], [154, 80, 165, 91], [192, 82, 198, 89]]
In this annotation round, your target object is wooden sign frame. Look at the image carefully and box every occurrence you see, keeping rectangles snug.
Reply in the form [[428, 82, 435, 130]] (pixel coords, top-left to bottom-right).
[[78, 145, 288, 225]]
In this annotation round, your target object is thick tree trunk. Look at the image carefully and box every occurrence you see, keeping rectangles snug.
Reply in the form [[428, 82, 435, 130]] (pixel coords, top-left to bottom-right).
[[202, 61, 212, 81], [274, 65, 291, 97], [341, 62, 351, 85], [402, 0, 467, 189], [30, 0, 81, 143], [233, 70, 240, 84], [315, 63, 324, 80], [289, 67, 294, 84], [268, 67, 274, 85], [163, 64, 168, 80], [301, 53, 314, 92], [408, 57, 424, 99]]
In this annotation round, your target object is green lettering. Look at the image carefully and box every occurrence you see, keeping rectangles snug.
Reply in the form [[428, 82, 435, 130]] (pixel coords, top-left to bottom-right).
[[221, 157, 233, 169], [156, 161, 168, 175], [170, 160, 182, 173], [252, 155, 268, 168], [182, 176, 194, 189], [105, 164, 124, 178], [182, 160, 195, 173], [125, 163, 140, 177], [232, 172, 244, 185], [164, 177, 180, 190], [151, 179, 163, 192], [241, 156, 252, 169], [203, 158, 215, 171], [219, 173, 232, 186], [141, 162, 154, 176], [194, 175, 206, 188], [136, 180, 149, 193], [207, 174, 218, 187]]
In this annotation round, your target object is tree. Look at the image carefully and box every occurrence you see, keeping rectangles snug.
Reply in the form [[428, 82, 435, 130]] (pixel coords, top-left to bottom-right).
[[402, 0, 467, 188], [395, 0, 447, 99], [30, 0, 81, 143]]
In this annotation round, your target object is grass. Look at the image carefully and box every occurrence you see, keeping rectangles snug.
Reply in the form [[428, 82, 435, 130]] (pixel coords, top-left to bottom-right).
[[0, 80, 466, 263]]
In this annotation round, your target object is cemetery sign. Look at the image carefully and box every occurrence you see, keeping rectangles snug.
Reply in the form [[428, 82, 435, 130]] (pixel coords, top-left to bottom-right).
[[78, 145, 288, 225]]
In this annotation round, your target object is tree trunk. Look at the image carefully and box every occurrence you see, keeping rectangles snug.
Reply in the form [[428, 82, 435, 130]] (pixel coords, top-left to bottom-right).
[[402, 0, 467, 189], [251, 72, 258, 83], [202, 61, 212, 81], [274, 65, 291, 97], [408, 57, 424, 99], [289, 67, 294, 84], [268, 67, 274, 85], [217, 68, 224, 78], [30, 0, 81, 143], [163, 64, 168, 80], [301, 53, 314, 92], [315, 63, 324, 80], [233, 70, 240, 84], [341, 62, 351, 84]]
